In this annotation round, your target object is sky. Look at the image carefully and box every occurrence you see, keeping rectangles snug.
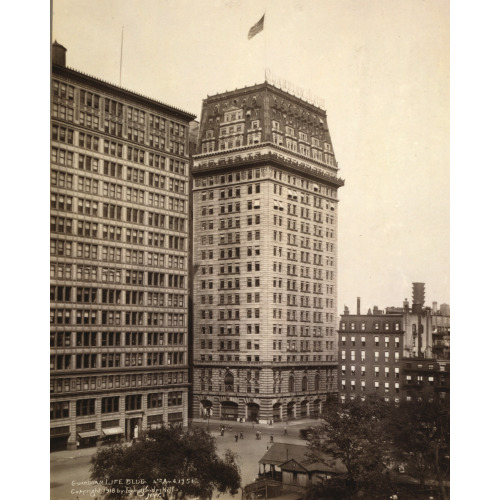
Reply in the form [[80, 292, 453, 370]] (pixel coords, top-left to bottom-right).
[[51, 0, 450, 312]]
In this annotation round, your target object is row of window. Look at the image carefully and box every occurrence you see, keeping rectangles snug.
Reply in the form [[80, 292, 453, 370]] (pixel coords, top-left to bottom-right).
[[340, 380, 401, 392], [199, 199, 262, 216], [200, 308, 261, 319], [202, 129, 335, 164], [51, 261, 184, 289], [50, 309, 186, 326], [195, 167, 263, 188], [51, 195, 186, 228], [341, 365, 401, 377], [340, 350, 401, 362], [51, 165, 187, 196], [50, 223, 186, 248], [52, 83, 187, 132], [340, 321, 401, 331], [51, 244, 185, 269], [270, 308, 334, 323], [50, 288, 185, 308], [199, 354, 261, 362], [51, 371, 185, 394], [50, 391, 183, 420], [200, 276, 262, 289], [51, 331, 184, 348], [272, 219, 333, 243], [340, 336, 401, 347], [51, 351, 185, 371], [51, 220, 186, 245], [272, 325, 335, 336], [195, 168, 336, 200], [199, 353, 331, 364]]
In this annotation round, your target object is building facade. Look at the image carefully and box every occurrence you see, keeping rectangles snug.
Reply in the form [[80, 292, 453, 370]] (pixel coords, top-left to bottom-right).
[[338, 307, 404, 403], [190, 82, 344, 423], [50, 43, 195, 450], [338, 285, 450, 403]]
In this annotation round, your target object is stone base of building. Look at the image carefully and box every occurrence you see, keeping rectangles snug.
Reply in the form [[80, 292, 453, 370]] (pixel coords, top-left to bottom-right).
[[193, 393, 332, 424]]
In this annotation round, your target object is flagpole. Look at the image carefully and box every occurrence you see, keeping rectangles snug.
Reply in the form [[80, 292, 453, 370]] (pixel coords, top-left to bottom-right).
[[119, 26, 124, 86], [264, 6, 267, 81]]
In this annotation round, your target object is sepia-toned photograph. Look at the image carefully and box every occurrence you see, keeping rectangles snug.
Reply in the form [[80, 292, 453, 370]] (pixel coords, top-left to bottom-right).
[[49, 1, 450, 499]]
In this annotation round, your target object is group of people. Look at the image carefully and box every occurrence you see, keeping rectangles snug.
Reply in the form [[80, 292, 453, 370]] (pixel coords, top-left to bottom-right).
[[218, 420, 287, 442], [219, 424, 231, 436]]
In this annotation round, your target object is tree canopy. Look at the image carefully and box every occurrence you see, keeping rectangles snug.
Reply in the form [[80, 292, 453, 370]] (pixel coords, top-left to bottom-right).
[[306, 395, 450, 500], [90, 426, 241, 500], [306, 395, 394, 499], [388, 398, 450, 500]]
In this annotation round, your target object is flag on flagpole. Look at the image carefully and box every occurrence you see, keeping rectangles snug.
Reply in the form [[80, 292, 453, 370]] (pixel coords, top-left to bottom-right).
[[248, 14, 265, 39]]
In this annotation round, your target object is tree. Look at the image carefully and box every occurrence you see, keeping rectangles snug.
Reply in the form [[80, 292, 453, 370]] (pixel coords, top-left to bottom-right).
[[306, 395, 395, 500], [387, 398, 450, 500], [90, 426, 241, 500]]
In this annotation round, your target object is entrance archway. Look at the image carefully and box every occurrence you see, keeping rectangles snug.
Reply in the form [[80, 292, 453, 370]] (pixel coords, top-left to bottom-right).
[[287, 401, 295, 420], [247, 402, 260, 422], [272, 403, 282, 422], [221, 401, 238, 420], [200, 399, 213, 418], [300, 400, 308, 418], [312, 399, 321, 418]]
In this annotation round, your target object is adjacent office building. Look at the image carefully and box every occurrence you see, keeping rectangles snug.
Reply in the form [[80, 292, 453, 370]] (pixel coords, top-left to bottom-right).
[[50, 42, 195, 450], [338, 283, 450, 403], [190, 82, 344, 423]]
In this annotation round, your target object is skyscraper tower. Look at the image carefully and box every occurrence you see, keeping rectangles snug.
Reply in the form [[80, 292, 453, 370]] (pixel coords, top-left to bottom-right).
[[50, 43, 194, 450], [191, 82, 344, 423]]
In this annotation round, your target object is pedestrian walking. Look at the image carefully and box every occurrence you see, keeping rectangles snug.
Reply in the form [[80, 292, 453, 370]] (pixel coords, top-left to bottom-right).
[[239, 432, 244, 439], [284, 426, 288, 435], [235, 433, 239, 442], [270, 434, 274, 443]]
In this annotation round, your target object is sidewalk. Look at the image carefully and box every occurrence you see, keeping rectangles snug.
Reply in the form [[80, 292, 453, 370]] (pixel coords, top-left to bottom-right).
[[50, 418, 321, 461], [191, 417, 320, 429]]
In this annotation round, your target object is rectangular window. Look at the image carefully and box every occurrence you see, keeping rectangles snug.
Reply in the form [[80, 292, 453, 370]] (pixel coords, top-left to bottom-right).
[[76, 399, 96, 416], [101, 396, 119, 414]]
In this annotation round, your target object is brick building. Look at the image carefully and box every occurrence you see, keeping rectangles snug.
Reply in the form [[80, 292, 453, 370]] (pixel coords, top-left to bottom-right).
[[50, 42, 195, 450], [190, 82, 344, 423], [338, 284, 450, 403]]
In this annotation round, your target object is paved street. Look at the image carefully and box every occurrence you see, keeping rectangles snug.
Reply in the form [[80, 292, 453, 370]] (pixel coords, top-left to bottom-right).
[[50, 419, 317, 500]]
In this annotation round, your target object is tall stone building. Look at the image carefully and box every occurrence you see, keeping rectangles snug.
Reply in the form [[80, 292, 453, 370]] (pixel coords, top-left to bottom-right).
[[190, 82, 344, 423], [50, 42, 195, 450]]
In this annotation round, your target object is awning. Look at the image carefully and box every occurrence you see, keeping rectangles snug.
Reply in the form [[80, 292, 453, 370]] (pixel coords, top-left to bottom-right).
[[102, 427, 124, 436], [77, 430, 100, 439]]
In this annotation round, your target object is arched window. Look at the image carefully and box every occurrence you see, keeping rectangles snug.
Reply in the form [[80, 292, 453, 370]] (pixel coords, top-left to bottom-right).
[[288, 375, 295, 392], [224, 372, 234, 392], [315, 374, 320, 391], [302, 376, 308, 392]]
